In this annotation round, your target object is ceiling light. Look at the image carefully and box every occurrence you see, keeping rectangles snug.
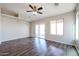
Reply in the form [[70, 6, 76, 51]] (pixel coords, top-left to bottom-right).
[[33, 12, 37, 15]]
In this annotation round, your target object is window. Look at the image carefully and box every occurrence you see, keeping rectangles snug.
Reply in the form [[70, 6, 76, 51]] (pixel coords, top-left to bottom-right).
[[57, 19, 63, 35], [50, 20, 56, 34], [50, 19, 63, 35]]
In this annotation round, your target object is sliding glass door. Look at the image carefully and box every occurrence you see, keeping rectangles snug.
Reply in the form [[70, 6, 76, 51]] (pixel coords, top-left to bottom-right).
[[35, 24, 39, 38], [35, 24, 45, 38]]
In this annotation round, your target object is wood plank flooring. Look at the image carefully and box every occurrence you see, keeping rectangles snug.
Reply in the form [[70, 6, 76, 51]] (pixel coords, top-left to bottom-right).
[[0, 37, 78, 56]]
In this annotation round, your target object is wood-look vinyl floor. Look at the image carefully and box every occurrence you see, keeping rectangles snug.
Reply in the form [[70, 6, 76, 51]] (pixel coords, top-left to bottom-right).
[[0, 37, 78, 56]]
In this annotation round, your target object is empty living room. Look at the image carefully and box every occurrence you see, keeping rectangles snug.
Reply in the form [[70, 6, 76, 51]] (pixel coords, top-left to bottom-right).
[[0, 3, 79, 56]]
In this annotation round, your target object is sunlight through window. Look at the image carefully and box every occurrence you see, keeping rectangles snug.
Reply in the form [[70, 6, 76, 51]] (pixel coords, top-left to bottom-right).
[[57, 19, 63, 35], [50, 19, 63, 35], [50, 20, 56, 35]]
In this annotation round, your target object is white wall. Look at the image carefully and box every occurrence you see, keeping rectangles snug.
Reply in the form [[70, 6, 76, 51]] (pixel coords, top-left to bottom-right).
[[1, 14, 29, 42], [30, 11, 75, 45]]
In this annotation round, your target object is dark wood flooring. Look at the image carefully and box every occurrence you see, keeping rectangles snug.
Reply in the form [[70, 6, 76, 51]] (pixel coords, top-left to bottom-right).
[[0, 37, 78, 56]]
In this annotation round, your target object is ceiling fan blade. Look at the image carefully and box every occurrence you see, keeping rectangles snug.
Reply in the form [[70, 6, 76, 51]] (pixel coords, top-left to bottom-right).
[[38, 7, 43, 10], [26, 11, 32, 12], [29, 5, 33, 9], [37, 12, 42, 14]]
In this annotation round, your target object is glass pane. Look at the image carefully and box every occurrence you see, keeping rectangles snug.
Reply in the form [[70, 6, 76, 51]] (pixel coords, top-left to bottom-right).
[[35, 24, 45, 38], [40, 24, 45, 38], [57, 19, 63, 35], [35, 24, 39, 37], [50, 20, 56, 35]]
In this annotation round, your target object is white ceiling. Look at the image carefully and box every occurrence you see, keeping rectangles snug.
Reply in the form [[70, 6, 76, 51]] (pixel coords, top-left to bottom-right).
[[0, 3, 76, 22]]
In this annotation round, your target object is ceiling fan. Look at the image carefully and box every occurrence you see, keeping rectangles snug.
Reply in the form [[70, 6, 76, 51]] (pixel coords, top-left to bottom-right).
[[26, 4, 43, 15]]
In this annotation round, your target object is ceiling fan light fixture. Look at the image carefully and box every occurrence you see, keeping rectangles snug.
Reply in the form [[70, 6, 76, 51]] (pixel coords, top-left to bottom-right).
[[27, 4, 43, 15], [33, 12, 37, 15], [54, 3, 59, 6]]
